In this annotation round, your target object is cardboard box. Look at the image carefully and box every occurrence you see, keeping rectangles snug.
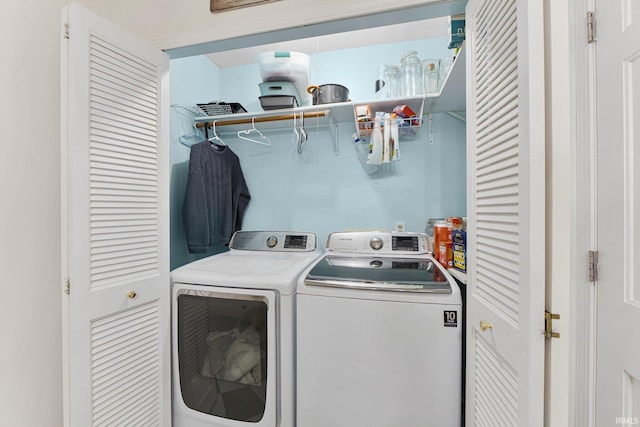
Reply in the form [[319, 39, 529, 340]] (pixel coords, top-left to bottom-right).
[[452, 228, 466, 272], [448, 14, 466, 49], [392, 104, 416, 118]]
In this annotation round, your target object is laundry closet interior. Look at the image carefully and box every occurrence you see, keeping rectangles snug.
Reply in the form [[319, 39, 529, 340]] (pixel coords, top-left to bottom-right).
[[168, 2, 468, 270]]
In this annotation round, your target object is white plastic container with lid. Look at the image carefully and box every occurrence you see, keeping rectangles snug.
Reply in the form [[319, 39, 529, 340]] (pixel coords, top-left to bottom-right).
[[258, 51, 310, 104]]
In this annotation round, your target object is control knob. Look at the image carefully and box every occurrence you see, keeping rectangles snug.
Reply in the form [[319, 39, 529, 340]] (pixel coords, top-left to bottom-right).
[[370, 237, 384, 250], [266, 236, 278, 248]]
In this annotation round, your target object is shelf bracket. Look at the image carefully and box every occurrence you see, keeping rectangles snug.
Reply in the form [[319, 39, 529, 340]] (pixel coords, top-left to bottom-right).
[[329, 110, 339, 155], [446, 111, 466, 123]]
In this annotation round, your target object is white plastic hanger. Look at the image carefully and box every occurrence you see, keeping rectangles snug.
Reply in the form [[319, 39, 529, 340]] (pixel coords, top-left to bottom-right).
[[291, 112, 300, 151], [207, 120, 226, 147], [237, 117, 271, 146], [179, 122, 204, 147], [298, 111, 308, 154]]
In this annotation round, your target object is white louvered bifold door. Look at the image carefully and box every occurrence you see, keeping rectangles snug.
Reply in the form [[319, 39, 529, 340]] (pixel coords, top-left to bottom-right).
[[465, 0, 545, 425], [61, 3, 170, 426]]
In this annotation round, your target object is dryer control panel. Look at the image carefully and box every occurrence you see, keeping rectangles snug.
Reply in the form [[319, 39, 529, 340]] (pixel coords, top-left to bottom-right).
[[230, 230, 317, 252], [325, 231, 431, 254]]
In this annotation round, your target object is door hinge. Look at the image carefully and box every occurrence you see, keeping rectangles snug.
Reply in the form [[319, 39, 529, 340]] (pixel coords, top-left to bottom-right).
[[587, 11, 597, 43], [64, 278, 70, 295], [544, 311, 560, 339], [588, 250, 599, 282], [63, 23, 70, 40]]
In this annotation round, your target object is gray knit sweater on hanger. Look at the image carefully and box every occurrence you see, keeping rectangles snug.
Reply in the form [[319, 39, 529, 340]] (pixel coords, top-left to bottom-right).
[[182, 141, 251, 253]]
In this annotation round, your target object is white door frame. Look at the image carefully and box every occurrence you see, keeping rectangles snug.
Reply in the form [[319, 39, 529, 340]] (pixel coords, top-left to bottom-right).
[[542, 0, 597, 425], [570, 0, 598, 425]]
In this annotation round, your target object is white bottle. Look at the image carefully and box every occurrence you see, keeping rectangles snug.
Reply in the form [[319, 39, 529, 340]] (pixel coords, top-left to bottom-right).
[[367, 116, 383, 165], [382, 113, 391, 163], [390, 113, 401, 161]]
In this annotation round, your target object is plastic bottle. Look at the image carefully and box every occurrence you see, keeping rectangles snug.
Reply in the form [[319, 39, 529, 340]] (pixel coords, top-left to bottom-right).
[[382, 113, 391, 163], [390, 113, 401, 161], [367, 116, 383, 165]]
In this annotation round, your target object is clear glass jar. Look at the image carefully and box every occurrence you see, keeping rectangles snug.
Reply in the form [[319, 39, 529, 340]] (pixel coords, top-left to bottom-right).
[[422, 59, 441, 95], [376, 65, 400, 98], [400, 50, 422, 96]]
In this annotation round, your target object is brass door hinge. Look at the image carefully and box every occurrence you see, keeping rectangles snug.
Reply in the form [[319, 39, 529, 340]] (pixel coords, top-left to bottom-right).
[[63, 23, 70, 39], [64, 278, 70, 295], [544, 311, 560, 339]]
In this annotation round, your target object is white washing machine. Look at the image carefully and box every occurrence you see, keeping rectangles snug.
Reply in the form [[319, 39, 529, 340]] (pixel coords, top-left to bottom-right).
[[296, 230, 462, 427], [171, 230, 321, 427]]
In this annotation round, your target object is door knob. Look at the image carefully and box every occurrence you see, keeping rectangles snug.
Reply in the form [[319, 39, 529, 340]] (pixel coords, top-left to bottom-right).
[[127, 291, 137, 299], [479, 320, 493, 331]]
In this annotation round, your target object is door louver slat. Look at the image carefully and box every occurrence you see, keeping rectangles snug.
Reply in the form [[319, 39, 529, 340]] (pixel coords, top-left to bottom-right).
[[91, 302, 161, 427], [90, 86, 157, 117], [91, 135, 158, 157], [91, 128, 158, 151], [474, 333, 518, 427], [90, 57, 157, 100], [476, 129, 518, 162], [90, 76, 157, 111], [476, 32, 517, 86], [90, 87, 157, 121], [91, 105, 158, 133], [90, 35, 157, 77], [88, 34, 159, 291]]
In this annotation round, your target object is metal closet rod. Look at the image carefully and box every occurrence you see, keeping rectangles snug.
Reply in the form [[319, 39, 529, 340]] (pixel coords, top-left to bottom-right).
[[195, 110, 330, 128]]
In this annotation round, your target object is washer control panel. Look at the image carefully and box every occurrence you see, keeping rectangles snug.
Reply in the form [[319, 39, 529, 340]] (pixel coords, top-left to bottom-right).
[[230, 230, 317, 252], [326, 231, 431, 254]]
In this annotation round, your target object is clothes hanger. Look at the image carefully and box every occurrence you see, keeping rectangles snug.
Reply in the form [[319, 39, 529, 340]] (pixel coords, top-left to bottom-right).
[[207, 120, 226, 147], [237, 117, 271, 146], [179, 122, 204, 147], [298, 111, 308, 154], [291, 111, 300, 152]]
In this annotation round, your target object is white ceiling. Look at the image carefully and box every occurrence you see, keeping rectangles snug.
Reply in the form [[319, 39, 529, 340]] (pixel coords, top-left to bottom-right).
[[206, 16, 449, 68]]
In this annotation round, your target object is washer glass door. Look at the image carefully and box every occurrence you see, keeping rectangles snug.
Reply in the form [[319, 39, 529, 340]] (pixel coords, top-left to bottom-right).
[[175, 287, 274, 424]]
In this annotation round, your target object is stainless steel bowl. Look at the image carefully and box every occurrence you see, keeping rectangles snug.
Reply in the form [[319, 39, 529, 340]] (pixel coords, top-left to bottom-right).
[[307, 84, 350, 105]]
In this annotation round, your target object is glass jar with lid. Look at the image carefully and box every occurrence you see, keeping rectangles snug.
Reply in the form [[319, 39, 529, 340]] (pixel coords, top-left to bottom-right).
[[422, 59, 441, 95], [400, 50, 422, 96], [376, 64, 401, 99]]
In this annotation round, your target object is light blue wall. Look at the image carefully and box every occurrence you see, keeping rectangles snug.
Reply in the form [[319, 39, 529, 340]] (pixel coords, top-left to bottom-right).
[[170, 56, 228, 270], [170, 38, 466, 269], [233, 115, 465, 247]]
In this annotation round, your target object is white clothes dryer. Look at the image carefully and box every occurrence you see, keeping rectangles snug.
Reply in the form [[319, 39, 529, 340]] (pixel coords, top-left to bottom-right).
[[171, 230, 321, 427], [296, 230, 462, 427]]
